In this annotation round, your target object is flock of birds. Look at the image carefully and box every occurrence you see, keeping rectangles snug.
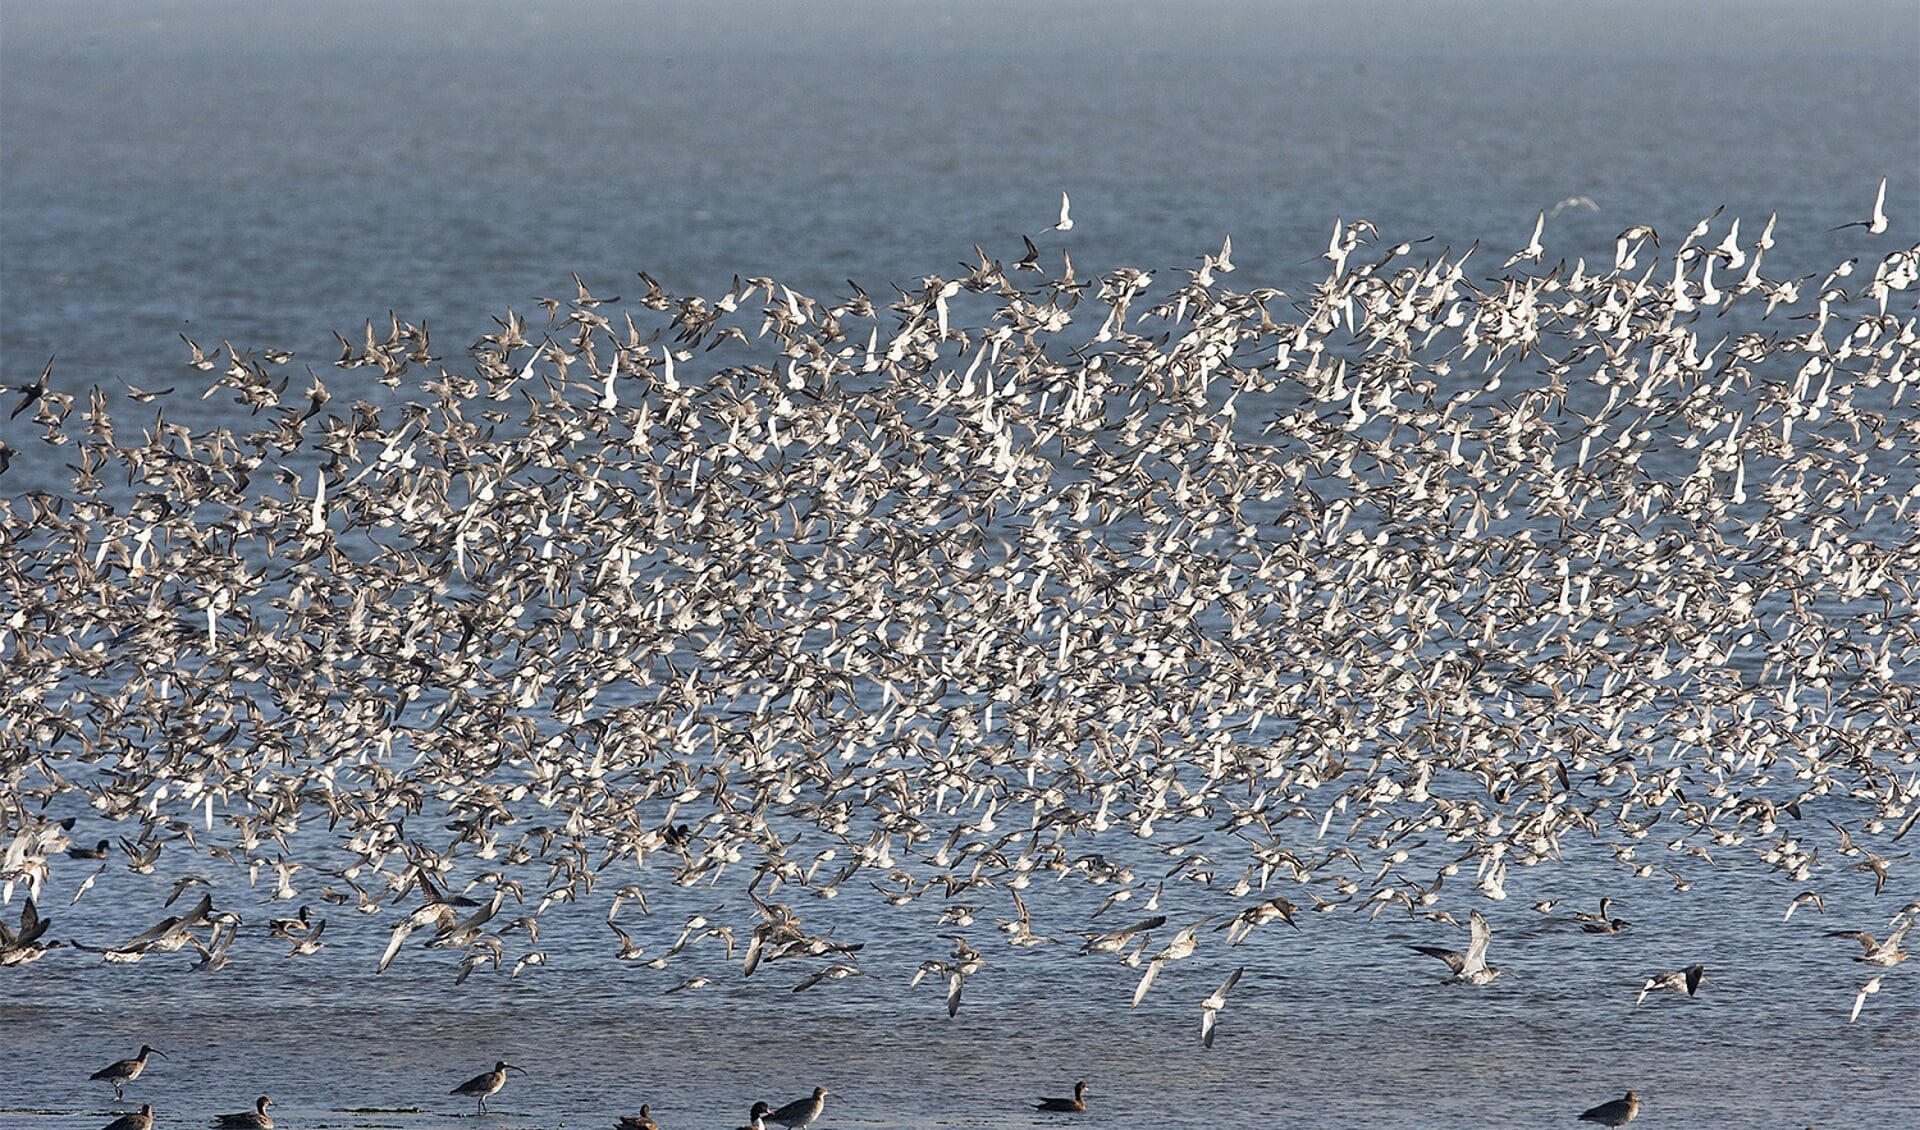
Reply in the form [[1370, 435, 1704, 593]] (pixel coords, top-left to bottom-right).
[[78, 1045, 835, 1129], [72, 1053, 1649, 1130], [3, 180, 1917, 1126]]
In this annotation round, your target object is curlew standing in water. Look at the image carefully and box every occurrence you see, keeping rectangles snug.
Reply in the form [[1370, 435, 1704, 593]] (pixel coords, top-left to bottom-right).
[[451, 1060, 522, 1115], [91, 1045, 163, 1102]]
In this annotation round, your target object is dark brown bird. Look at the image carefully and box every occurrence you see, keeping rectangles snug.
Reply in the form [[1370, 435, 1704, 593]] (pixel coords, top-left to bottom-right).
[[1035, 1081, 1089, 1113], [91, 1045, 163, 1102], [451, 1060, 522, 1114], [212, 1095, 274, 1129], [100, 1105, 154, 1130], [1578, 1091, 1639, 1126]]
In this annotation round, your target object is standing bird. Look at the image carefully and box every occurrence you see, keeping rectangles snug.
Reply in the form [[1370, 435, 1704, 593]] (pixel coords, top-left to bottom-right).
[[99, 1105, 154, 1130], [1635, 963, 1705, 1006], [766, 1087, 829, 1130], [451, 1060, 523, 1114], [91, 1045, 164, 1102], [1035, 1081, 1089, 1113], [212, 1096, 274, 1129], [1578, 1091, 1639, 1126]]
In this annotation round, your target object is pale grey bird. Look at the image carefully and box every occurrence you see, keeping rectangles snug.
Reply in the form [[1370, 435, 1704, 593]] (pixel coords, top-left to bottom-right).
[[1411, 909, 1501, 984], [765, 1087, 829, 1130], [1200, 966, 1244, 1048]]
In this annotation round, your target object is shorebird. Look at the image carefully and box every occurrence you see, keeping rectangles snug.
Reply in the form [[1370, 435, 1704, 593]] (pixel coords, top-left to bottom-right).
[[91, 1045, 163, 1102], [1578, 1091, 1639, 1126], [1200, 966, 1244, 1048], [765, 1087, 829, 1129], [1411, 909, 1501, 984], [1832, 175, 1889, 234], [99, 1105, 154, 1130], [0, 897, 57, 965], [1826, 920, 1912, 966], [1503, 210, 1546, 268], [615, 1103, 659, 1130], [212, 1095, 274, 1129], [1035, 1081, 1089, 1113], [451, 1060, 523, 1114], [1635, 964, 1704, 1006], [1850, 974, 1884, 1022], [1047, 191, 1073, 232]]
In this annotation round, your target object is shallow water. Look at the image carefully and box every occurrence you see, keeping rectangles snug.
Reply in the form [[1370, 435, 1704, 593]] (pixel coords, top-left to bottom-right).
[[4, 4, 1920, 1129]]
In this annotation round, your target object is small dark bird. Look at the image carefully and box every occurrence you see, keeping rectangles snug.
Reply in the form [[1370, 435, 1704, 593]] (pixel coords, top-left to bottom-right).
[[614, 1103, 659, 1130], [1036, 1081, 1089, 1113], [211, 1095, 274, 1129], [99, 1104, 154, 1130], [1579, 1091, 1640, 1126], [11, 356, 54, 419], [1636, 963, 1705, 1006]]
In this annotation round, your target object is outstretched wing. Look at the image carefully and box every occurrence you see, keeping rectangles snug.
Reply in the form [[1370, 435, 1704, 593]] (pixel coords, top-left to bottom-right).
[[1463, 909, 1493, 974]]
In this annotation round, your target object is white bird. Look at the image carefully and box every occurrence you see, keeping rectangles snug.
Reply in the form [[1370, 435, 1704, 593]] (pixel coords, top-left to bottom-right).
[[1503, 210, 1546, 268], [1833, 175, 1889, 234], [1047, 192, 1074, 232], [1199, 966, 1243, 1048], [1850, 974, 1884, 1022]]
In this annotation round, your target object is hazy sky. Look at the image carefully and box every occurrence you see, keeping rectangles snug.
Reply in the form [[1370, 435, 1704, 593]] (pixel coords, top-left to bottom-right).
[[7, 1, 1916, 60]]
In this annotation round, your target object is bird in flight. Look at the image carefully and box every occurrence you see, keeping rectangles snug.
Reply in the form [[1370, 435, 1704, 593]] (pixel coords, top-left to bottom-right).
[[1047, 192, 1074, 232]]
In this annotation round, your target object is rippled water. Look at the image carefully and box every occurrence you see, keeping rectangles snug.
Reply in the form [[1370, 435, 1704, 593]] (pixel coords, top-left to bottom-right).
[[4, 3, 1920, 1129]]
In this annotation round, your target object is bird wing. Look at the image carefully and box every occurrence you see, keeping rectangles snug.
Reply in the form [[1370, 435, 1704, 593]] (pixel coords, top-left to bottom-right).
[[377, 917, 414, 973], [1131, 954, 1165, 1008], [1411, 945, 1467, 975], [1463, 910, 1493, 974]]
